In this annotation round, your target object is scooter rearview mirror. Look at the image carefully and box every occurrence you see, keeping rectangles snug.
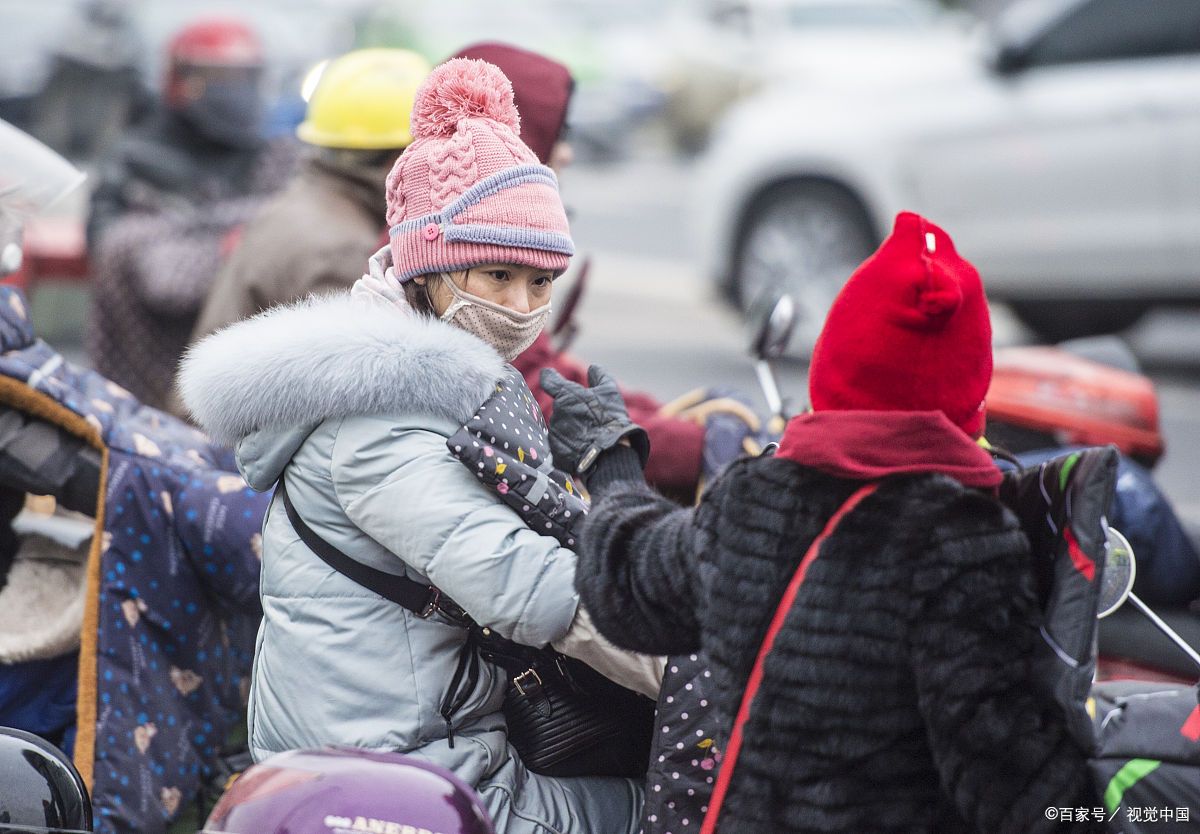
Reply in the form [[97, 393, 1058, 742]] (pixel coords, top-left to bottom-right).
[[750, 294, 797, 361], [1097, 525, 1136, 619], [747, 293, 797, 420], [1100, 525, 1200, 675]]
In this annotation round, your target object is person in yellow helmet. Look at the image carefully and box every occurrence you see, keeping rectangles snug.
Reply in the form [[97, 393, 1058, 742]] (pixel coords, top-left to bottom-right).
[[185, 49, 430, 347]]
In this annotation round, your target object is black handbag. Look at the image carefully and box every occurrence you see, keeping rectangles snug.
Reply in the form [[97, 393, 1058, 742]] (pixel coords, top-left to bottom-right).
[[276, 478, 655, 779], [472, 627, 654, 779]]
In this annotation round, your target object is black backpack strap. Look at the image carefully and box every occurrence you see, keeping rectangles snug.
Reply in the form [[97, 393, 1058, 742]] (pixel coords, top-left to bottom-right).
[[275, 476, 469, 623]]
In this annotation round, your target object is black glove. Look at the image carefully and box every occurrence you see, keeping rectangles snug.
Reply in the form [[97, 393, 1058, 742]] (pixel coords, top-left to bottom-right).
[[541, 365, 650, 476]]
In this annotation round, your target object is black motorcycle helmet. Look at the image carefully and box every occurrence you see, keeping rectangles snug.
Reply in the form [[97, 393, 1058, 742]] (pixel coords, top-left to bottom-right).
[[0, 728, 92, 833]]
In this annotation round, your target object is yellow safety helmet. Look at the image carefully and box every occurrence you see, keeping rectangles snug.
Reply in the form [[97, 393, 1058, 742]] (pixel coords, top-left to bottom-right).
[[298, 49, 431, 150]]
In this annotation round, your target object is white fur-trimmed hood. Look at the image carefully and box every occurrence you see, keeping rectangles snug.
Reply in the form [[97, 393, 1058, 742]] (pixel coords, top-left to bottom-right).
[[179, 293, 505, 447]]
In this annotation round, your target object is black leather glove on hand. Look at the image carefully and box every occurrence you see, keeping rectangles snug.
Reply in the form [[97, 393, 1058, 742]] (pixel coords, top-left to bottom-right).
[[541, 365, 650, 477]]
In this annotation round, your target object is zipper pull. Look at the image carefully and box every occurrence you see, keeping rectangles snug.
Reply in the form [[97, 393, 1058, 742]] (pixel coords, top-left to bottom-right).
[[445, 717, 455, 748]]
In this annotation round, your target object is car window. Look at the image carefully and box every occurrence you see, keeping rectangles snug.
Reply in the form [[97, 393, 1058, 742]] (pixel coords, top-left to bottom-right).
[[1025, 0, 1200, 67]]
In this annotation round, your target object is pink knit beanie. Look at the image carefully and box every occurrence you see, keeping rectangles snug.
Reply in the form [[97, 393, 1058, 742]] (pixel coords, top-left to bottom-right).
[[385, 58, 574, 282]]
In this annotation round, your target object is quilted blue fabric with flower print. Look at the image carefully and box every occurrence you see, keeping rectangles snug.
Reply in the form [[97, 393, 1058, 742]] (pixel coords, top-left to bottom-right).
[[0, 286, 269, 834]]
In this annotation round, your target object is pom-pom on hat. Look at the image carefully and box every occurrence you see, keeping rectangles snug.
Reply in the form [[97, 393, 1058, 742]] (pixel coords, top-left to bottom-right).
[[385, 58, 574, 283], [451, 43, 574, 165], [808, 211, 993, 437]]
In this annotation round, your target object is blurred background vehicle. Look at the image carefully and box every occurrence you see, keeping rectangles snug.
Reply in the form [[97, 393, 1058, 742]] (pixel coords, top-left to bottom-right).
[[692, 0, 1200, 352], [658, 0, 972, 154]]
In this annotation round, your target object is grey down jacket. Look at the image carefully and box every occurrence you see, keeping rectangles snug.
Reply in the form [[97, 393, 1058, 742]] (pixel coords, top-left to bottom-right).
[[181, 290, 643, 834]]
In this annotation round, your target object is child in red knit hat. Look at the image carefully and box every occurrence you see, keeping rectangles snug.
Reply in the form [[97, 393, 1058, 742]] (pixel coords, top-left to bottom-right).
[[544, 211, 1102, 833]]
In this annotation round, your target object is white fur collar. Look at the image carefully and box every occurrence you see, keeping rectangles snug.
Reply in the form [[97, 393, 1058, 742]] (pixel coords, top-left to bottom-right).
[[179, 294, 504, 446]]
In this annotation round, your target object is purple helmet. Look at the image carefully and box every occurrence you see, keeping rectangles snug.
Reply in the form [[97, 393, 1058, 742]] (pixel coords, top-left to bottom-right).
[[201, 748, 495, 834]]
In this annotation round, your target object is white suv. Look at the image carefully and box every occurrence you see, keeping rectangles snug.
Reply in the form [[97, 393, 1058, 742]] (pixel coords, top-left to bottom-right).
[[694, 0, 1200, 349]]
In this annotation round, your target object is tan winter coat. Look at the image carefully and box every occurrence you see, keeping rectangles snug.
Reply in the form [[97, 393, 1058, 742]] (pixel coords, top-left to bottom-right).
[[188, 155, 388, 343]]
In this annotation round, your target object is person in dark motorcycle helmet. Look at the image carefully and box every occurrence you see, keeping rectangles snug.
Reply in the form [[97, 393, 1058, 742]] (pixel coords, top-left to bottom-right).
[[162, 19, 265, 151], [85, 17, 296, 411], [201, 748, 494, 834], [86, 17, 271, 246], [0, 727, 92, 833]]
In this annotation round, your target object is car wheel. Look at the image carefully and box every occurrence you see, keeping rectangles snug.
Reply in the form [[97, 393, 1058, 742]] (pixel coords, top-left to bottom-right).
[[733, 182, 876, 356], [1009, 301, 1151, 343]]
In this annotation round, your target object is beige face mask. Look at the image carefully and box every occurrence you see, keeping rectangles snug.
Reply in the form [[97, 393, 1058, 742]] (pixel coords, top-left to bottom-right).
[[438, 271, 552, 362]]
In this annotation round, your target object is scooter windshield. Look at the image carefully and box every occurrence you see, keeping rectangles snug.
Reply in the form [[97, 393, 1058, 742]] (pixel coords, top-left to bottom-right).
[[0, 119, 86, 223]]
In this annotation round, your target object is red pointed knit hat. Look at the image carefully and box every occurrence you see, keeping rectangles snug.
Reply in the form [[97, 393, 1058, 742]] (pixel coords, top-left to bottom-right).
[[808, 211, 992, 437]]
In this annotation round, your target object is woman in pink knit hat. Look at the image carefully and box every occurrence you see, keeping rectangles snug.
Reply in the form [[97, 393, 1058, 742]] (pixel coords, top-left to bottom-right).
[[181, 59, 658, 833]]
